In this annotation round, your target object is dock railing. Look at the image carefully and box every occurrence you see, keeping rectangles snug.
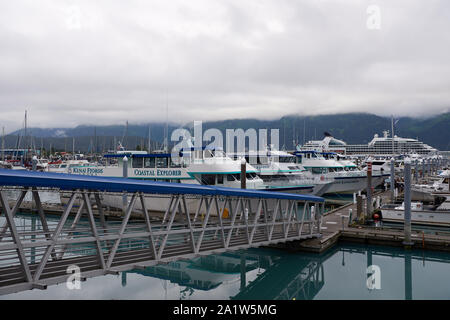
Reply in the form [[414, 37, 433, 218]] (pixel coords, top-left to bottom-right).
[[0, 169, 324, 295]]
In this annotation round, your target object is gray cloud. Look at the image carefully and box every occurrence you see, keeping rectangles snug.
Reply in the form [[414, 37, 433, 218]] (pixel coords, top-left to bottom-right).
[[0, 0, 449, 132]]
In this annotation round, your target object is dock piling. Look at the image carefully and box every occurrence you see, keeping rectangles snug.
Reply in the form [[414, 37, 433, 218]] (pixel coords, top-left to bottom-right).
[[366, 162, 373, 219], [390, 158, 395, 201], [422, 160, 425, 179], [32, 156, 37, 171], [403, 158, 413, 247], [414, 160, 419, 183], [356, 195, 363, 223], [240, 157, 246, 189], [122, 156, 128, 212]]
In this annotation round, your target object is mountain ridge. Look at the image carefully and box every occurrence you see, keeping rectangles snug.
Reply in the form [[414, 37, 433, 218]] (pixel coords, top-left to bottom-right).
[[7, 112, 450, 151]]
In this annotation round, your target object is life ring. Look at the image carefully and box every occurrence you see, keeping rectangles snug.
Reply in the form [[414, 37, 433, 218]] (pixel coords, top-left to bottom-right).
[[320, 175, 325, 181]]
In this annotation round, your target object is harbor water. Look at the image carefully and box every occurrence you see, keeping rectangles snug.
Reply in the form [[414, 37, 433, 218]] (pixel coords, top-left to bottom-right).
[[1, 213, 450, 300]]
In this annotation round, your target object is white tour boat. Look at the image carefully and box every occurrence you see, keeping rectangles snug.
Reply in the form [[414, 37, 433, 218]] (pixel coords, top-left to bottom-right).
[[293, 150, 369, 194]]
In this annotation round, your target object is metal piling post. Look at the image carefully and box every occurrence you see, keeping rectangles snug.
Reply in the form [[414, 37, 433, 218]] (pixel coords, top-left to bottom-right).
[[403, 158, 413, 247]]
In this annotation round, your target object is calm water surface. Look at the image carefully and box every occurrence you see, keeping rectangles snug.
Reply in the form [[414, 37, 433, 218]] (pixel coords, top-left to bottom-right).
[[1, 241, 450, 300], [2, 209, 450, 300]]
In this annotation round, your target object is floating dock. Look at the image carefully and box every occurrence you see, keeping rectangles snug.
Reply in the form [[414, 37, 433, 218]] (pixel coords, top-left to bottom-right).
[[286, 188, 450, 253]]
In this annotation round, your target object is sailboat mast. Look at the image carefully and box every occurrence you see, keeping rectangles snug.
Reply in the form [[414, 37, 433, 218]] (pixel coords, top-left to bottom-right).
[[165, 96, 169, 152], [1, 127, 4, 161], [94, 127, 97, 154], [303, 118, 306, 146], [148, 124, 151, 152], [24, 110, 27, 161], [124, 121, 128, 150]]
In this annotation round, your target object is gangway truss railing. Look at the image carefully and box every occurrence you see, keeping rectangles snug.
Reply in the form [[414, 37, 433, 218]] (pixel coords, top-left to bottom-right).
[[0, 169, 324, 295]]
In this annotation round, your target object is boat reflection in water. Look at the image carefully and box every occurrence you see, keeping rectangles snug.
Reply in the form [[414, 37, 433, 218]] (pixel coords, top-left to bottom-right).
[[3, 213, 450, 299], [121, 248, 326, 300], [120, 243, 450, 300]]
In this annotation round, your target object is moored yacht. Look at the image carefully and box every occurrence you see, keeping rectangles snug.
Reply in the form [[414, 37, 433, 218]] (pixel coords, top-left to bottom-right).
[[292, 150, 369, 194], [228, 149, 333, 196], [63, 147, 266, 213], [381, 200, 450, 226], [65, 147, 264, 189], [48, 159, 91, 173]]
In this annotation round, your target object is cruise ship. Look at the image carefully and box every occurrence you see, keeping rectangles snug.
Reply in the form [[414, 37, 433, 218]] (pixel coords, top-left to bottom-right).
[[302, 131, 438, 156]]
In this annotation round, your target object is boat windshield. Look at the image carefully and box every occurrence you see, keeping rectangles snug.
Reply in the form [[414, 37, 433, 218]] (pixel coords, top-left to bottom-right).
[[278, 156, 296, 163]]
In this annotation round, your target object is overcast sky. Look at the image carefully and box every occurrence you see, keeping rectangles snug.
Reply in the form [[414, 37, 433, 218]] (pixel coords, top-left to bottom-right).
[[1, 0, 449, 132]]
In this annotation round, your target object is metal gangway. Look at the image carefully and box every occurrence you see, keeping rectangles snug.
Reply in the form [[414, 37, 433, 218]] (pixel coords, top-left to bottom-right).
[[0, 169, 324, 295]]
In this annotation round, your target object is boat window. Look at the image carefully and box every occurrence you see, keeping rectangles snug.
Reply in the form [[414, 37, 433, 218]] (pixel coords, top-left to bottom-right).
[[204, 150, 214, 158], [217, 174, 224, 184], [257, 155, 268, 165], [170, 158, 181, 168], [132, 157, 144, 168], [144, 157, 155, 168], [201, 174, 216, 185], [156, 157, 168, 168], [311, 167, 326, 174], [279, 157, 295, 163], [227, 174, 240, 182], [246, 173, 258, 180]]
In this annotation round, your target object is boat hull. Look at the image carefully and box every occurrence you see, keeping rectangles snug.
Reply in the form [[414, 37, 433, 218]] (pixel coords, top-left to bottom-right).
[[381, 208, 450, 226], [100, 193, 281, 215], [323, 176, 368, 195]]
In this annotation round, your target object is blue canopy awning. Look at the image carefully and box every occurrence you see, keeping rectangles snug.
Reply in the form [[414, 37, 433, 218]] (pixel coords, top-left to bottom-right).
[[0, 169, 324, 202]]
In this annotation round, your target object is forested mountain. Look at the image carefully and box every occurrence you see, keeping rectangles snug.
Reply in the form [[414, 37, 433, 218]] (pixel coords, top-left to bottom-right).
[[7, 112, 450, 152]]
